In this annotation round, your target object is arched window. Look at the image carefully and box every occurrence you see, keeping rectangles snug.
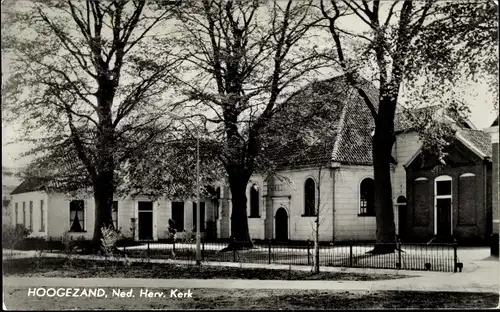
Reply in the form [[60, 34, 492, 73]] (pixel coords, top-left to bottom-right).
[[396, 196, 407, 237], [215, 187, 221, 220], [397, 196, 407, 205], [303, 178, 316, 216], [359, 178, 375, 216], [249, 184, 260, 218]]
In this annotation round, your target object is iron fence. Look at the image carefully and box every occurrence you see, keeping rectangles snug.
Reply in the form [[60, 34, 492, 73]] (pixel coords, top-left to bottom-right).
[[14, 236, 460, 272], [117, 239, 459, 272]]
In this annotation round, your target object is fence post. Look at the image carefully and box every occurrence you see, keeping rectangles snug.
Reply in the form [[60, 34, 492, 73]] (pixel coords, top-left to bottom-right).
[[232, 237, 236, 262], [147, 241, 150, 258], [349, 241, 353, 267], [307, 240, 311, 266], [202, 239, 205, 262], [397, 238, 402, 269], [268, 239, 272, 264], [173, 240, 176, 254], [453, 238, 458, 273]]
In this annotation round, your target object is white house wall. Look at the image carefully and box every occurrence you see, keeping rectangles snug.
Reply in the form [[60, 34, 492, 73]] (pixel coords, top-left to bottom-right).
[[246, 175, 267, 240], [252, 167, 335, 241], [114, 196, 135, 238], [11, 190, 216, 241], [334, 165, 376, 241], [217, 185, 232, 239], [392, 131, 421, 199], [392, 131, 422, 235], [47, 193, 95, 240], [10, 191, 48, 238]]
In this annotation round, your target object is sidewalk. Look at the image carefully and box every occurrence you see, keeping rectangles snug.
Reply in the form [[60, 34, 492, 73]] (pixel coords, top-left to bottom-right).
[[3, 274, 498, 293], [3, 249, 499, 293]]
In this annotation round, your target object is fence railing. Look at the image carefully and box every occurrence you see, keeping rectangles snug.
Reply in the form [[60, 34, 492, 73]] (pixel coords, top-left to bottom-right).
[[11, 237, 461, 272], [115, 239, 460, 272]]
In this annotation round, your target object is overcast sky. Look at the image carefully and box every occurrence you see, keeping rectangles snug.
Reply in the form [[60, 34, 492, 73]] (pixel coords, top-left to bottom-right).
[[1, 0, 498, 169]]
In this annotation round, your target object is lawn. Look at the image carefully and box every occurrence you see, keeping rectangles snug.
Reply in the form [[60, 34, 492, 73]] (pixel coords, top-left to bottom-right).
[[3, 287, 498, 310], [2, 257, 406, 281]]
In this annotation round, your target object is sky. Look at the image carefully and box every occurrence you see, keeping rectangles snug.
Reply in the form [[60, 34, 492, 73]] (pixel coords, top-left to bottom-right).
[[1, 0, 498, 169]]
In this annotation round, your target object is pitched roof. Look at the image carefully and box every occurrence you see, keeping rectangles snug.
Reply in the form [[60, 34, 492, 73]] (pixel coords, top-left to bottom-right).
[[394, 105, 476, 133], [10, 178, 48, 195], [261, 75, 379, 168], [457, 128, 493, 157], [330, 78, 379, 165], [262, 76, 492, 169], [394, 106, 440, 133], [264, 132, 339, 167]]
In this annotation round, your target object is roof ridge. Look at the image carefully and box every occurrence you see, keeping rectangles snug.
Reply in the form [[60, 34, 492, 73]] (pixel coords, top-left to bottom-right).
[[330, 91, 350, 162], [460, 128, 487, 132]]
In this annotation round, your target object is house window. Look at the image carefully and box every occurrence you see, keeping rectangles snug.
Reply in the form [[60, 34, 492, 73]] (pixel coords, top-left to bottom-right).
[[303, 178, 316, 216], [249, 184, 260, 218], [15, 203, 18, 225], [215, 187, 221, 220], [192, 202, 205, 232], [171, 201, 185, 232], [69, 200, 85, 232], [436, 179, 452, 196], [434, 175, 453, 235], [112, 201, 118, 229], [29, 201, 33, 231], [23, 202, 26, 227], [359, 178, 375, 216], [396, 196, 407, 236], [40, 200, 45, 232]]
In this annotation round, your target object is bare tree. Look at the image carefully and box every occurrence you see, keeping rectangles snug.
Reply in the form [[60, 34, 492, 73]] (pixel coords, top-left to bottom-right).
[[2, 0, 182, 250], [319, 0, 497, 253], [170, 0, 332, 247], [308, 160, 334, 274]]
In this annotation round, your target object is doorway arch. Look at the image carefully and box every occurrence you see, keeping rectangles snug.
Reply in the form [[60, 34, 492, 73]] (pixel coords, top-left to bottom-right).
[[275, 207, 288, 241], [396, 196, 407, 239]]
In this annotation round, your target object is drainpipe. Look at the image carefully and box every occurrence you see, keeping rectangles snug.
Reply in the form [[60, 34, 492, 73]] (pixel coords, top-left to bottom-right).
[[331, 168, 335, 242], [330, 162, 341, 241], [484, 159, 490, 240]]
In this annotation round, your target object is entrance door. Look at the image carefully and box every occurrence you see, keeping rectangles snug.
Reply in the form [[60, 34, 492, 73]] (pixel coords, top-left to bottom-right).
[[435, 176, 452, 237], [275, 207, 288, 241], [396, 196, 407, 239], [436, 198, 452, 236], [138, 201, 153, 240]]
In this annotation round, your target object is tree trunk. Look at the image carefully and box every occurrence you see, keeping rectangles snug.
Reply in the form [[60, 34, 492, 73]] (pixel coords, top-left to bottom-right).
[[91, 87, 116, 252], [91, 169, 115, 252], [222, 166, 253, 251], [370, 99, 397, 254], [314, 165, 321, 273], [314, 221, 319, 274]]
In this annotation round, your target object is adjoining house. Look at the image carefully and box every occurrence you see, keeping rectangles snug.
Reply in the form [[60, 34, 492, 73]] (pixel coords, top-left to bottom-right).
[[9, 180, 218, 241], [2, 166, 24, 225], [9, 76, 494, 244], [484, 115, 499, 254], [396, 115, 492, 244]]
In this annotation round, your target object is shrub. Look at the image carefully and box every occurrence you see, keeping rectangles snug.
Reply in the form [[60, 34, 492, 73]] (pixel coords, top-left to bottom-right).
[[101, 225, 120, 257], [176, 224, 196, 243], [2, 224, 32, 249], [61, 230, 73, 254], [129, 218, 137, 240], [165, 218, 177, 242]]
